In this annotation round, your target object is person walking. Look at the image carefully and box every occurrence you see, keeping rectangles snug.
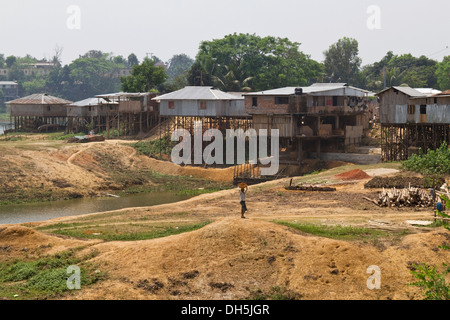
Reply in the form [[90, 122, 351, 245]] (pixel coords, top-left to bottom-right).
[[239, 184, 248, 219]]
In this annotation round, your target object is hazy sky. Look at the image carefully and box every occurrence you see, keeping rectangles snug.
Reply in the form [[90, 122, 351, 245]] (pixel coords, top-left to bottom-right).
[[1, 0, 449, 66]]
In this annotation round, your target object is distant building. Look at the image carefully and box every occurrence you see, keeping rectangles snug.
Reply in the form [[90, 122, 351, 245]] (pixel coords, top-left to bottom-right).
[[0, 81, 19, 104], [0, 62, 57, 77], [6, 93, 72, 132], [155, 86, 248, 118], [376, 86, 449, 161], [94, 92, 159, 137], [243, 83, 373, 165]]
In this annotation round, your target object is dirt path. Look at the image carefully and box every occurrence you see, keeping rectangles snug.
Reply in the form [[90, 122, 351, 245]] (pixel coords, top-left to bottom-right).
[[1, 138, 448, 300], [66, 143, 95, 166]]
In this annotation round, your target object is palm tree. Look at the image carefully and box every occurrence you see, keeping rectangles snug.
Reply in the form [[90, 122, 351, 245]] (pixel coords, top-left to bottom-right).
[[212, 63, 253, 92]]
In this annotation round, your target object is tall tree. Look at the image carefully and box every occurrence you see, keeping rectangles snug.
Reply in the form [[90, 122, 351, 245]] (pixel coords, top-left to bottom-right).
[[127, 53, 139, 68], [362, 52, 438, 91], [188, 33, 322, 92], [5, 56, 17, 68], [323, 37, 362, 84], [166, 54, 194, 82], [45, 65, 72, 98], [435, 56, 450, 90], [120, 57, 168, 93], [51, 45, 64, 67]]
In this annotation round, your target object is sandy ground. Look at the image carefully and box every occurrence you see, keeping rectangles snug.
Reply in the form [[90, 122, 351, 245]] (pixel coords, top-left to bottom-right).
[[0, 138, 236, 203], [0, 138, 449, 300]]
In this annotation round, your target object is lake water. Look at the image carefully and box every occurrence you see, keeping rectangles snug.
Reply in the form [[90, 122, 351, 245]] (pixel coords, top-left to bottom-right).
[[0, 192, 192, 225], [0, 122, 14, 135]]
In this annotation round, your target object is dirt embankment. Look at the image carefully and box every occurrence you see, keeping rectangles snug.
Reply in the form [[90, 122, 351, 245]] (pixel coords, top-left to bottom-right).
[[0, 139, 234, 203], [1, 214, 448, 300], [1, 138, 449, 300]]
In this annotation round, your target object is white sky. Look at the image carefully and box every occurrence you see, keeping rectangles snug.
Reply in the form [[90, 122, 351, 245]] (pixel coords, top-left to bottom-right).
[[1, 0, 449, 66]]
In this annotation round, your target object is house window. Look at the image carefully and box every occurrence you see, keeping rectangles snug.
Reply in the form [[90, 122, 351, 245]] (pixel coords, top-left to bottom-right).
[[47, 106, 51, 111], [332, 96, 338, 106], [200, 101, 207, 110], [420, 105, 426, 115], [168, 101, 175, 109], [275, 97, 289, 105], [408, 105, 415, 115], [252, 97, 258, 107]]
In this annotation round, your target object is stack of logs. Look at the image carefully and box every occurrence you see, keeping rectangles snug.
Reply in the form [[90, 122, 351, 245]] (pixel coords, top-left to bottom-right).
[[378, 187, 435, 208], [364, 186, 437, 208]]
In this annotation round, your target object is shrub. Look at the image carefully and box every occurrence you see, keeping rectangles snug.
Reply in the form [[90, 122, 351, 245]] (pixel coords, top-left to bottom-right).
[[402, 141, 450, 175], [133, 136, 177, 159], [409, 195, 450, 299]]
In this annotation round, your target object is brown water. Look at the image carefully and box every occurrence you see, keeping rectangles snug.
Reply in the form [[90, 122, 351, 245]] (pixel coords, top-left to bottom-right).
[[0, 191, 192, 225]]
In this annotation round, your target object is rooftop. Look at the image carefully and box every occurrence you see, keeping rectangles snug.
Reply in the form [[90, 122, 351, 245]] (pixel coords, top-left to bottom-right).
[[153, 86, 244, 101], [96, 92, 151, 99], [0, 81, 19, 86], [243, 83, 369, 96], [6, 93, 72, 105], [69, 97, 117, 107], [376, 86, 424, 97]]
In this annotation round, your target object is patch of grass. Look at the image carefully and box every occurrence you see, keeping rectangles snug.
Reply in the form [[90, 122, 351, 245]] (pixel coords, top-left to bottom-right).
[[245, 286, 300, 300], [133, 136, 177, 159], [275, 221, 387, 241], [0, 248, 106, 300], [46, 221, 212, 241]]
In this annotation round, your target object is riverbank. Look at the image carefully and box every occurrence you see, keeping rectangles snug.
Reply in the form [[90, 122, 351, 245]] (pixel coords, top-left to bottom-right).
[[1, 133, 449, 301], [1, 164, 449, 301], [0, 133, 233, 205]]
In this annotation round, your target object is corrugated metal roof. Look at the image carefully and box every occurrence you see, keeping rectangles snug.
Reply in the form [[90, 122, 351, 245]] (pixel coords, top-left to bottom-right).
[[6, 93, 72, 105], [414, 88, 442, 96], [0, 81, 18, 86], [244, 87, 297, 96], [243, 83, 367, 96], [96, 92, 151, 99], [376, 86, 424, 97], [153, 86, 244, 101], [69, 97, 116, 107], [438, 90, 450, 95]]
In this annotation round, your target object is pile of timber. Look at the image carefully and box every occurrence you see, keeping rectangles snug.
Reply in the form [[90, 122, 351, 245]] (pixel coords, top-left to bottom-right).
[[285, 184, 336, 192], [365, 187, 436, 208]]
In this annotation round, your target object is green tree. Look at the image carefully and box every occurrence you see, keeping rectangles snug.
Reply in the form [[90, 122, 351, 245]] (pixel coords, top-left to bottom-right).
[[166, 53, 194, 82], [22, 77, 46, 95], [127, 53, 139, 67], [187, 60, 214, 87], [0, 54, 5, 68], [45, 65, 72, 99], [212, 62, 253, 92], [435, 56, 450, 90], [120, 57, 168, 93], [362, 52, 438, 91], [400, 69, 427, 88], [66, 51, 124, 101], [5, 56, 17, 68], [112, 55, 127, 67], [188, 33, 322, 92], [323, 37, 362, 84]]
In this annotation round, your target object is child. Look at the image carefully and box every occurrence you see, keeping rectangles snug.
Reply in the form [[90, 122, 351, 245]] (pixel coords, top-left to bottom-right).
[[239, 184, 248, 218]]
